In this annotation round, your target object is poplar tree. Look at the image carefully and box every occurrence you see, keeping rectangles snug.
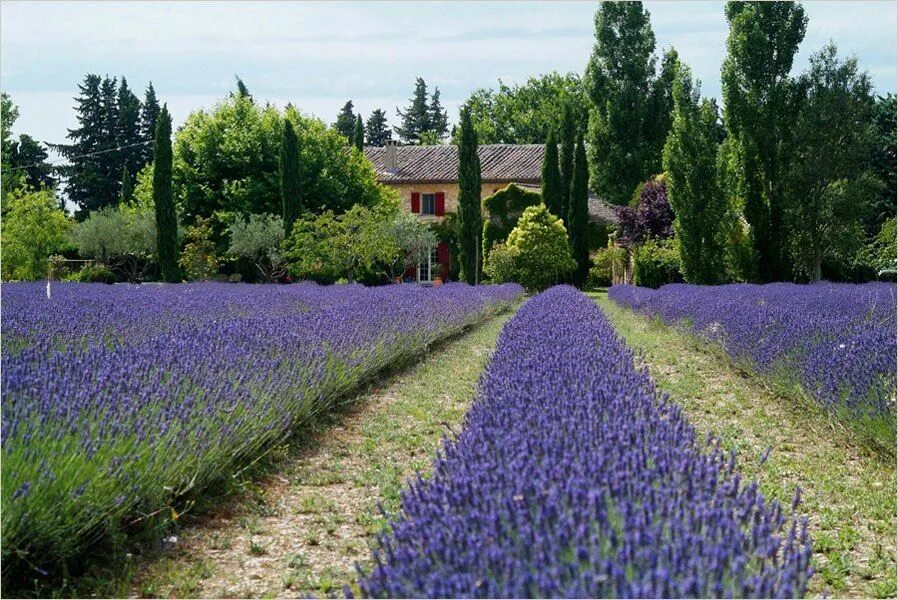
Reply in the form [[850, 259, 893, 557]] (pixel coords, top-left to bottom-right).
[[353, 114, 364, 151], [456, 107, 482, 284], [558, 102, 576, 218], [568, 134, 591, 286], [663, 64, 725, 285], [541, 131, 564, 219], [280, 119, 302, 235], [153, 106, 180, 282], [721, 1, 807, 281]]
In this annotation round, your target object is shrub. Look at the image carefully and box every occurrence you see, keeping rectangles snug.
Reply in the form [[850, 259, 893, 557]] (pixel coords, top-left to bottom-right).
[[1, 188, 73, 281], [484, 204, 576, 292], [71, 200, 160, 282], [587, 245, 627, 288], [615, 179, 674, 249], [227, 213, 286, 282], [482, 183, 542, 261], [70, 264, 117, 284], [482, 242, 517, 284], [633, 237, 681, 289], [180, 217, 220, 281]]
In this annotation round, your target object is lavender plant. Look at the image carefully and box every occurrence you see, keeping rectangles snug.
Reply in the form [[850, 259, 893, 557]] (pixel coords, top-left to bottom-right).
[[609, 282, 897, 450], [1, 281, 523, 575], [359, 286, 812, 598]]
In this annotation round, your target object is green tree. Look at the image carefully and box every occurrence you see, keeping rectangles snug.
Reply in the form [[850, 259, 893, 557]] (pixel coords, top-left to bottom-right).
[[395, 78, 431, 144], [786, 43, 879, 282], [280, 118, 302, 235], [1, 187, 72, 280], [428, 87, 449, 141], [485, 204, 576, 292], [365, 108, 392, 146], [116, 76, 143, 182], [482, 183, 543, 261], [869, 94, 896, 230], [334, 100, 356, 142], [382, 211, 437, 280], [567, 134, 590, 285], [456, 107, 482, 284], [139, 82, 161, 164], [465, 73, 587, 144], [233, 76, 253, 101], [227, 213, 287, 282], [72, 199, 159, 282], [558, 102, 577, 218], [179, 216, 219, 281], [663, 63, 726, 285], [721, 1, 807, 281], [9, 134, 56, 191], [153, 106, 180, 282], [353, 114, 364, 151], [1, 93, 25, 200], [541, 131, 564, 218], [585, 2, 669, 205], [120, 165, 133, 203]]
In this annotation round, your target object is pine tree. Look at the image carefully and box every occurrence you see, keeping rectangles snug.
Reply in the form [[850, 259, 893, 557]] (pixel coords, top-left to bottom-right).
[[353, 114, 364, 150], [395, 78, 430, 144], [120, 165, 133, 203], [9, 134, 56, 191], [334, 100, 356, 143], [153, 106, 180, 282], [234, 76, 253, 102], [140, 82, 161, 163], [429, 86, 449, 141], [568, 134, 590, 286], [541, 131, 564, 219], [116, 76, 143, 188], [663, 64, 725, 284], [53, 74, 110, 214], [559, 102, 576, 219], [280, 119, 302, 235], [456, 107, 482, 284], [365, 109, 391, 146]]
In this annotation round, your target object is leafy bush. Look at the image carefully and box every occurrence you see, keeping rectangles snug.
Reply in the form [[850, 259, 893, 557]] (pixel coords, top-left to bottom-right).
[[587, 245, 627, 288], [381, 211, 437, 280], [1, 187, 72, 281], [482, 183, 542, 261], [615, 179, 674, 249], [633, 238, 681, 289], [227, 213, 286, 282], [484, 204, 576, 292], [180, 217, 220, 281], [71, 199, 160, 282], [69, 264, 117, 284]]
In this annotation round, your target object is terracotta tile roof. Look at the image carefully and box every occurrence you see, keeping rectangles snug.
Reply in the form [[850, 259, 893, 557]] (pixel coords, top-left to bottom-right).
[[515, 183, 619, 225], [364, 144, 543, 184]]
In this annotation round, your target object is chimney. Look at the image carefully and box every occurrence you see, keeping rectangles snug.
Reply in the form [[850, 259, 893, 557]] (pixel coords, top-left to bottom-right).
[[385, 139, 398, 173]]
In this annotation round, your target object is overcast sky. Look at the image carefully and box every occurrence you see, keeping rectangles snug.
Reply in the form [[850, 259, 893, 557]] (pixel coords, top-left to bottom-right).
[[2, 1, 896, 152]]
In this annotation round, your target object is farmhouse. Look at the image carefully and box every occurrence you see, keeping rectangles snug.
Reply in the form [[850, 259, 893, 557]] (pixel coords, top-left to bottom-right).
[[364, 140, 618, 283]]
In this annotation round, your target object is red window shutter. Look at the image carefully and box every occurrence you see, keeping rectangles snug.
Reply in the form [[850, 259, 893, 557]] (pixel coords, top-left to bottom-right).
[[435, 192, 445, 216], [437, 242, 450, 278], [411, 192, 420, 214]]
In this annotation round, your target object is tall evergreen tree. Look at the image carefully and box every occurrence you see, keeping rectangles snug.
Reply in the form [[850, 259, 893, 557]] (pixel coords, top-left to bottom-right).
[[721, 1, 807, 281], [429, 86, 449, 141], [153, 106, 179, 282], [663, 64, 725, 285], [585, 2, 666, 205], [365, 109, 391, 146], [120, 165, 133, 203], [280, 119, 302, 235], [116, 76, 143, 186], [353, 114, 364, 150], [334, 100, 356, 143], [456, 107, 482, 284], [869, 94, 897, 230], [558, 102, 577, 218], [1, 92, 23, 200], [140, 82, 161, 163], [54, 74, 115, 214], [9, 134, 56, 191], [541, 131, 564, 219], [395, 78, 431, 144], [568, 134, 590, 286], [234, 76, 253, 102]]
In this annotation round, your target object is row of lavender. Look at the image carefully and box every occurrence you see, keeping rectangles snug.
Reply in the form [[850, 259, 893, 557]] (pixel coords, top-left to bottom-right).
[[1, 282, 523, 573], [359, 287, 812, 598], [609, 283, 896, 448]]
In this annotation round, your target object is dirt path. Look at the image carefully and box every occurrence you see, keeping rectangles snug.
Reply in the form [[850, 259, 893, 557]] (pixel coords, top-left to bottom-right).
[[131, 309, 516, 599], [596, 294, 896, 599]]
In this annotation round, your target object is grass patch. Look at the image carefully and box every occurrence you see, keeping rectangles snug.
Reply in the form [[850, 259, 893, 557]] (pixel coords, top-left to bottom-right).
[[593, 291, 896, 598]]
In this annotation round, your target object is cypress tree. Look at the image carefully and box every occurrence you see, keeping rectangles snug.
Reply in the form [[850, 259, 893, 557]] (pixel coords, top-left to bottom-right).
[[541, 131, 564, 219], [456, 107, 482, 284], [120, 165, 133, 203], [559, 102, 576, 218], [280, 119, 302, 236], [153, 106, 180, 282], [365, 109, 392, 146], [568, 134, 590, 286], [353, 114, 364, 151]]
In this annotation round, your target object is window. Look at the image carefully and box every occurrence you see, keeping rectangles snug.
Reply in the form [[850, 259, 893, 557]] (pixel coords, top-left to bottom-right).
[[421, 193, 436, 215]]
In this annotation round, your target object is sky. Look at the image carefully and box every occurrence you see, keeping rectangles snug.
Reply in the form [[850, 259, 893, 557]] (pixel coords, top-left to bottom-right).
[[2, 1, 896, 152]]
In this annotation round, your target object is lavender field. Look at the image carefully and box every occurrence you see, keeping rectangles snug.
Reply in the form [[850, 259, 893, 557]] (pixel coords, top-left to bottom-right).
[[609, 283, 897, 451], [1, 282, 523, 575], [360, 287, 812, 598]]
